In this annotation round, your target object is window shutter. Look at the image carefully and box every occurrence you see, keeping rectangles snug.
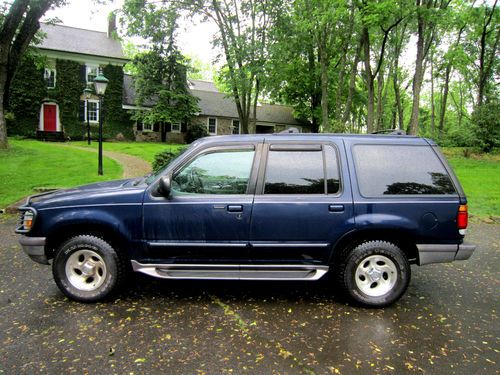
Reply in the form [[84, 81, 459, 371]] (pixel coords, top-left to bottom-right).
[[136, 121, 143, 131], [78, 101, 85, 121], [181, 121, 187, 132], [153, 122, 160, 132], [80, 65, 87, 82], [166, 122, 172, 132]]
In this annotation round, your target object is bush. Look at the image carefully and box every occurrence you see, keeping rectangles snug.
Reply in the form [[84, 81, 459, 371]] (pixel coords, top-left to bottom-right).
[[152, 146, 187, 172], [185, 121, 208, 144], [471, 102, 500, 152], [442, 125, 478, 148]]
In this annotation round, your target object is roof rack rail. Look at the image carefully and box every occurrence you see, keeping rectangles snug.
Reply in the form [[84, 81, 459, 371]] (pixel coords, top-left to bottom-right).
[[278, 127, 301, 134], [371, 129, 406, 135]]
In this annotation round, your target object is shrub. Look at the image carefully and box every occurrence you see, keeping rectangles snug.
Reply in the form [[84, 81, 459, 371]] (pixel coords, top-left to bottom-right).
[[471, 102, 500, 152], [152, 146, 187, 172], [185, 121, 208, 144]]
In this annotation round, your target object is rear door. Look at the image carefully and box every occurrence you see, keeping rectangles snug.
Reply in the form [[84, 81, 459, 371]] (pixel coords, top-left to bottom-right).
[[249, 140, 354, 264]]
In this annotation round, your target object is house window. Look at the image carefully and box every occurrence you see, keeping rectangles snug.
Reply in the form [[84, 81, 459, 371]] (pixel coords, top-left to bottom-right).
[[85, 100, 99, 123], [44, 68, 56, 89], [208, 117, 217, 135], [171, 122, 181, 133], [232, 120, 240, 135], [86, 64, 99, 83], [143, 122, 153, 132]]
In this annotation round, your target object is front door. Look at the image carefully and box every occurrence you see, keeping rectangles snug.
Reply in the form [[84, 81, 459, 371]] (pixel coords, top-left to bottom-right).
[[43, 104, 57, 132], [143, 144, 259, 263], [249, 141, 354, 264]]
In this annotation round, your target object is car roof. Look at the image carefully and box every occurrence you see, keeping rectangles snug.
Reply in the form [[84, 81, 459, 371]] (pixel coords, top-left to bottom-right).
[[197, 133, 431, 146]]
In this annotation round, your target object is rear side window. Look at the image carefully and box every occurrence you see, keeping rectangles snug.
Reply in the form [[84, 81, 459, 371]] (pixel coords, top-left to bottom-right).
[[353, 145, 456, 196], [264, 145, 340, 194]]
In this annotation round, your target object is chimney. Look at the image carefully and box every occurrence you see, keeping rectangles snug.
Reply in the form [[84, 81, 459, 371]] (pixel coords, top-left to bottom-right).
[[107, 12, 116, 38]]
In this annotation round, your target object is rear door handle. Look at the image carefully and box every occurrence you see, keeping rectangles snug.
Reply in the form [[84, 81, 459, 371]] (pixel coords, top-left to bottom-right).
[[227, 205, 243, 212], [329, 204, 344, 212]]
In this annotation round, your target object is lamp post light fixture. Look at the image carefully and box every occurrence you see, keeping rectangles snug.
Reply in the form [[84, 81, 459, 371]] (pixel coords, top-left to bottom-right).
[[93, 73, 109, 176], [83, 86, 92, 145]]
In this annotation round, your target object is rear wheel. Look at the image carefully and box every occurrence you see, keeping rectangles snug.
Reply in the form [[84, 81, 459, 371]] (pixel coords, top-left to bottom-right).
[[52, 235, 126, 302], [337, 241, 410, 307]]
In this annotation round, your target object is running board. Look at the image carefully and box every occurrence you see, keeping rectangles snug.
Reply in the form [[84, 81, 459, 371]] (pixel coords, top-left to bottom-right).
[[131, 261, 329, 281]]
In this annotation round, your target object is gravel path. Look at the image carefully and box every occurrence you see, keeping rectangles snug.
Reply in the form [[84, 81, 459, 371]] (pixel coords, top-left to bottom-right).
[[66, 145, 151, 178]]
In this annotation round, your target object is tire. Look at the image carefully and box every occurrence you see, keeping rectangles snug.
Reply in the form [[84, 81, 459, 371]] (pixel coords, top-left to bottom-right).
[[52, 235, 126, 302], [337, 240, 410, 307]]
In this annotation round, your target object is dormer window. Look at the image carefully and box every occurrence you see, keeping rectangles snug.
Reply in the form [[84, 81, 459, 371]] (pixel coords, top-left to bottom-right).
[[86, 64, 99, 83], [44, 68, 56, 89]]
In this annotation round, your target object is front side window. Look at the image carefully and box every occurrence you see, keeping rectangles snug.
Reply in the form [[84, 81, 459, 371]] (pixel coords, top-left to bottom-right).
[[353, 145, 456, 196], [85, 100, 99, 123], [264, 149, 325, 194], [44, 68, 56, 89], [208, 118, 217, 135], [172, 149, 255, 195]]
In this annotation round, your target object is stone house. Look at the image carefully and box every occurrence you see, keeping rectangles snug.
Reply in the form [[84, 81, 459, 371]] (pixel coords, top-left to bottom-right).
[[9, 20, 309, 143]]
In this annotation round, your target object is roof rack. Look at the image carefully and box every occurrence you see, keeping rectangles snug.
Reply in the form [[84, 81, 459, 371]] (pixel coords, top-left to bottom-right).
[[371, 129, 406, 135]]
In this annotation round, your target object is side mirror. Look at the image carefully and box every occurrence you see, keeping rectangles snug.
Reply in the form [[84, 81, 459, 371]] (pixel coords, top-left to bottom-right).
[[158, 175, 171, 197]]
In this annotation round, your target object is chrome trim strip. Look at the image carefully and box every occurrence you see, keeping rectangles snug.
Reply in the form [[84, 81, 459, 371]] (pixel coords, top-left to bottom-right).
[[131, 260, 328, 281], [147, 242, 247, 248], [250, 243, 329, 248]]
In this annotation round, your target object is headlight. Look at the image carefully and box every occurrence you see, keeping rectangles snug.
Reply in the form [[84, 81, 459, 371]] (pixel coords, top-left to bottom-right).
[[16, 208, 37, 233]]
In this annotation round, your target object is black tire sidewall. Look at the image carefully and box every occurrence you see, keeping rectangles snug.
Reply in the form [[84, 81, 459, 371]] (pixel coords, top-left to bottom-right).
[[53, 236, 119, 302], [344, 241, 410, 307]]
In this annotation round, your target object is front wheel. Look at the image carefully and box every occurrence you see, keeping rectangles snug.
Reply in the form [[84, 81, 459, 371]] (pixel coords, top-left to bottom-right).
[[337, 241, 411, 307], [52, 235, 126, 302]]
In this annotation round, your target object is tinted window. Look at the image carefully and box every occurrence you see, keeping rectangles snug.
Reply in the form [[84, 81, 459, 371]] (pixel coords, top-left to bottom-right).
[[264, 150, 325, 194], [325, 145, 341, 194], [353, 145, 456, 196], [172, 149, 254, 195]]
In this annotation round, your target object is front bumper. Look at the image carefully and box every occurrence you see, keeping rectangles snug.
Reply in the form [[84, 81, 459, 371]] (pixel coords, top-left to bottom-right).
[[18, 236, 49, 265], [417, 242, 476, 266]]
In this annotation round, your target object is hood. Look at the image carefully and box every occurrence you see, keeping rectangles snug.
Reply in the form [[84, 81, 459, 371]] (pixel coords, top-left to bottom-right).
[[28, 178, 146, 209]]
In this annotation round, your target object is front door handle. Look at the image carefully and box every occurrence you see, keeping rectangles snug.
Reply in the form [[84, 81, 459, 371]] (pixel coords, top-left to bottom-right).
[[329, 204, 344, 212], [227, 205, 243, 212]]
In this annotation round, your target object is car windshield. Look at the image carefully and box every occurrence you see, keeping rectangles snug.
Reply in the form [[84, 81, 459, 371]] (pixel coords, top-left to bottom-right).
[[144, 143, 195, 185]]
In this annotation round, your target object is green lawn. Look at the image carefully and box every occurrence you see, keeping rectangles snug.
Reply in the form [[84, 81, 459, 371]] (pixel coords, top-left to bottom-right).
[[0, 140, 122, 208], [70, 141, 184, 163], [443, 148, 499, 219]]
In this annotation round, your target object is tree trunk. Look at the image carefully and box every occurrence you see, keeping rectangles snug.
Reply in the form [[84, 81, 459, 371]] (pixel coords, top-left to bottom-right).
[[375, 65, 384, 132], [430, 50, 435, 137], [362, 27, 374, 133], [408, 2, 425, 135], [342, 38, 362, 125], [319, 40, 329, 131]]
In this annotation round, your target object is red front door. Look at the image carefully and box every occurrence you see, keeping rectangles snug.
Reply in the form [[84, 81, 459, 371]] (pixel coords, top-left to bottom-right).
[[43, 104, 57, 132]]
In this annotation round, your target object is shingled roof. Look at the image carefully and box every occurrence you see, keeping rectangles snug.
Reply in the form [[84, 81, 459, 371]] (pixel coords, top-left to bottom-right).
[[123, 74, 306, 126], [38, 23, 127, 61]]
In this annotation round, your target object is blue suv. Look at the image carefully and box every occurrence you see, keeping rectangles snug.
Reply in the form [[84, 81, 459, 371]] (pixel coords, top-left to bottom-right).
[[16, 134, 475, 307]]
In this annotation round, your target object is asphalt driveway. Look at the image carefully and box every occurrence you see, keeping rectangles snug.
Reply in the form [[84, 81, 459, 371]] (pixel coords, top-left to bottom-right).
[[0, 215, 498, 374]]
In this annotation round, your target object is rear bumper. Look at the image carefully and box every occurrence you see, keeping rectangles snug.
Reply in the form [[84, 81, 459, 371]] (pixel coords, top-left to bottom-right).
[[417, 243, 476, 266], [18, 236, 49, 265]]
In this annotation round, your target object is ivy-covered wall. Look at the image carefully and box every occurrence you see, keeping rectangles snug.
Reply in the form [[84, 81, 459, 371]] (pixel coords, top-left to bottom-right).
[[8, 56, 47, 136], [8, 58, 134, 140]]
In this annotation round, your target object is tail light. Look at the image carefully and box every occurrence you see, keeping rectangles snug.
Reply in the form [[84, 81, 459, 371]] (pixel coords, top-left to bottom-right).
[[457, 204, 468, 230]]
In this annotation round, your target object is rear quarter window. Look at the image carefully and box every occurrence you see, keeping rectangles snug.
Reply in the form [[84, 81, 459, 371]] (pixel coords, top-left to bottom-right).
[[353, 144, 457, 197]]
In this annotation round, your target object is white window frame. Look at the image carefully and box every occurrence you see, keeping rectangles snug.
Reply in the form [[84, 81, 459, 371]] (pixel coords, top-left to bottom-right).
[[86, 64, 99, 84], [207, 117, 217, 135], [142, 122, 153, 132], [232, 119, 240, 135], [84, 99, 99, 123], [171, 122, 181, 133], [44, 68, 56, 89]]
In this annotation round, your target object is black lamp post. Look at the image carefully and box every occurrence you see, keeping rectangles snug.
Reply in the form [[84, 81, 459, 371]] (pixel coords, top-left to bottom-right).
[[83, 86, 92, 145], [93, 73, 109, 176]]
